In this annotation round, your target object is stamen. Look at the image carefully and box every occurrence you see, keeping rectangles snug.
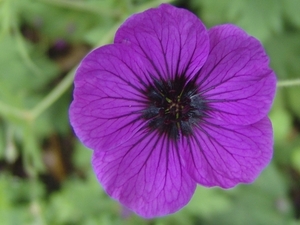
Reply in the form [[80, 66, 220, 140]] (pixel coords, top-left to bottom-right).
[[143, 76, 206, 140]]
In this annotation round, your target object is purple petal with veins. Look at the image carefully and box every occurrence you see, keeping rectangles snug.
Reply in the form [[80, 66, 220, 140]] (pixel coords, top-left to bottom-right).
[[69, 3, 276, 218]]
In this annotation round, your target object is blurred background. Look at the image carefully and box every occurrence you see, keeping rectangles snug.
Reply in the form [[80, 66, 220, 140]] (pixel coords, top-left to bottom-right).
[[0, 0, 300, 224]]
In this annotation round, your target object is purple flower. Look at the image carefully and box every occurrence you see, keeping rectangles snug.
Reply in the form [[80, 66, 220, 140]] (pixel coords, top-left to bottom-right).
[[69, 4, 276, 218]]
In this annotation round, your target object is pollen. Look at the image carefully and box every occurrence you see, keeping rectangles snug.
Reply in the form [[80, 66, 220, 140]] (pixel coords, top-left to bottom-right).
[[142, 75, 206, 140]]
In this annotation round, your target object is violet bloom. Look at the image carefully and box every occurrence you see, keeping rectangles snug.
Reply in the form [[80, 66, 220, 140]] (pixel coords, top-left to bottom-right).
[[69, 4, 276, 218]]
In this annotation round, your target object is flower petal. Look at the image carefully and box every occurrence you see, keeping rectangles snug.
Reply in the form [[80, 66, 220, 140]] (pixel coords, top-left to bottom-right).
[[198, 24, 276, 125], [69, 44, 150, 151], [184, 117, 273, 188], [92, 130, 196, 218], [114, 4, 209, 80]]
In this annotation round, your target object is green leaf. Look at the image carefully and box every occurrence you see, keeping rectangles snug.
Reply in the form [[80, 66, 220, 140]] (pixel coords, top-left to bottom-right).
[[184, 187, 232, 220], [190, 0, 244, 27], [265, 32, 300, 79], [265, 32, 300, 120], [73, 140, 93, 170], [191, 0, 282, 41], [286, 86, 300, 120], [282, 0, 300, 28], [269, 90, 293, 148], [0, 174, 45, 224], [0, 122, 5, 160], [0, 35, 59, 109], [207, 164, 293, 225], [45, 172, 123, 225], [234, 0, 282, 41], [20, 0, 116, 43], [292, 146, 300, 173]]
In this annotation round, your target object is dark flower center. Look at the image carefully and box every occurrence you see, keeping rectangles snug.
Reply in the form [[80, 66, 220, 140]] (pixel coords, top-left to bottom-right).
[[142, 75, 206, 140]]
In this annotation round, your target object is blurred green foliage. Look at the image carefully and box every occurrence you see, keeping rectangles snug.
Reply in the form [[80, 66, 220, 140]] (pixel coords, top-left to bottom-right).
[[0, 0, 300, 224]]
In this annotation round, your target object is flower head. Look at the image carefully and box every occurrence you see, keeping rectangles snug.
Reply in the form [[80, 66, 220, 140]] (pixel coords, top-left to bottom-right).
[[69, 4, 276, 218]]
